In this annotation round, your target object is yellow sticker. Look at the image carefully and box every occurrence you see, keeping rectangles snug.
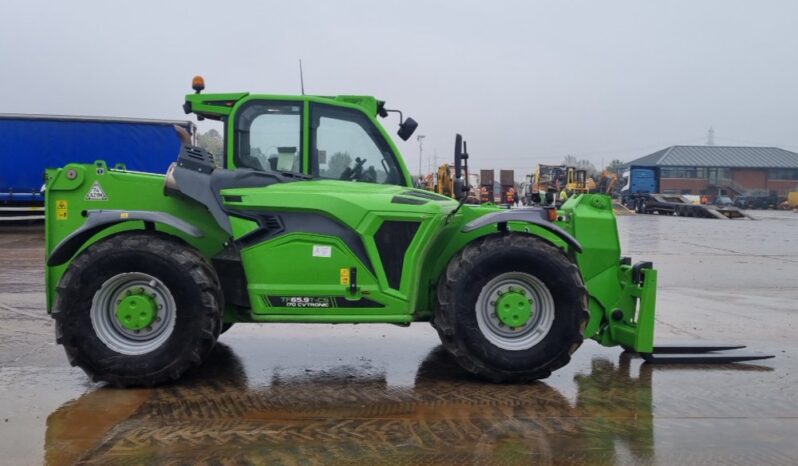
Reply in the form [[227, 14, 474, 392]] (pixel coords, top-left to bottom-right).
[[120, 212, 129, 219], [55, 199, 68, 220], [339, 268, 350, 286]]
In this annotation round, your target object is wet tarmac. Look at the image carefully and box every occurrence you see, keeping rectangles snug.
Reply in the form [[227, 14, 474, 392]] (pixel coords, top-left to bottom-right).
[[1, 211, 796, 465]]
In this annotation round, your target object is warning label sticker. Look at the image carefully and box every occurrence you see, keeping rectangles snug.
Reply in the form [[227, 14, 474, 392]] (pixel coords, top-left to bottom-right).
[[85, 181, 108, 201], [55, 199, 68, 220], [312, 245, 332, 258], [340, 268, 350, 286]]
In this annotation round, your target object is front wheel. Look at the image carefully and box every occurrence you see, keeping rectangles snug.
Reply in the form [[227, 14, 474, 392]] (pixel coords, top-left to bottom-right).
[[52, 232, 223, 387], [435, 234, 588, 382]]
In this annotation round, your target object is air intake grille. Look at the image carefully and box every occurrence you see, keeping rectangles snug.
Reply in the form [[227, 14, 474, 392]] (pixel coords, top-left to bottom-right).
[[374, 221, 420, 289], [262, 215, 282, 231], [177, 145, 216, 173]]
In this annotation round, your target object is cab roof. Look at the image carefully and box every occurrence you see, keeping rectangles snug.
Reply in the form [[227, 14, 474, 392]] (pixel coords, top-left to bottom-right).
[[184, 92, 381, 121]]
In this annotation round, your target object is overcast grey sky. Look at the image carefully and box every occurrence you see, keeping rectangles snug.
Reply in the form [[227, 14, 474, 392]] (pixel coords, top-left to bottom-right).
[[2, 0, 797, 176]]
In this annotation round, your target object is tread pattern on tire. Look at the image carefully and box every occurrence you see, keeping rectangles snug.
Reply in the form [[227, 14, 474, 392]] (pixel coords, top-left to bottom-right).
[[52, 231, 223, 387], [434, 233, 589, 382]]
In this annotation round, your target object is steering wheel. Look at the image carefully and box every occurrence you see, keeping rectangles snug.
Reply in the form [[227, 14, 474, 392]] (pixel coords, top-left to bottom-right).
[[340, 157, 367, 181]]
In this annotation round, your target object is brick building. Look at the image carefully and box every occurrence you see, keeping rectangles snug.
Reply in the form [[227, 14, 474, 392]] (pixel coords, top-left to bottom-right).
[[625, 145, 798, 197]]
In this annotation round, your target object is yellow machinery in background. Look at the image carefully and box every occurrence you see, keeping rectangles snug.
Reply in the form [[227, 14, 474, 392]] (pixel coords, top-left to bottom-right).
[[565, 168, 596, 194], [530, 165, 617, 204], [531, 164, 569, 199], [426, 164, 480, 203], [436, 164, 454, 197], [596, 170, 618, 194]]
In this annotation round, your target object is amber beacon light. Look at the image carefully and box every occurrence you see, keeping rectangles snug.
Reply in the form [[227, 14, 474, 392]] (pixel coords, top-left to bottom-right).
[[192, 75, 205, 93]]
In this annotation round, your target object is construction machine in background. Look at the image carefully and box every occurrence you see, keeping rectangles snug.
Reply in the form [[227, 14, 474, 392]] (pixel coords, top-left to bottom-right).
[[786, 191, 798, 210], [426, 164, 479, 203], [565, 169, 596, 195], [529, 164, 599, 205], [435, 164, 454, 198], [530, 164, 568, 205], [596, 170, 618, 195]]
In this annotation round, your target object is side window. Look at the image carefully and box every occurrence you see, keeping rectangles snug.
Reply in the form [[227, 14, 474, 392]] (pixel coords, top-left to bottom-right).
[[312, 104, 404, 185], [234, 102, 302, 173]]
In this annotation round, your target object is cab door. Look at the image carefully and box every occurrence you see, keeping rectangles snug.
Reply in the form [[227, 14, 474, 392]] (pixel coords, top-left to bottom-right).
[[223, 99, 411, 320], [229, 99, 306, 174], [309, 103, 408, 186]]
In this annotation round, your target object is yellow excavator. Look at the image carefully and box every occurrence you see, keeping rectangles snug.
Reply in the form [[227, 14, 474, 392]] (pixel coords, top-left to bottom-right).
[[596, 170, 618, 195], [429, 163, 480, 204], [436, 164, 454, 197]]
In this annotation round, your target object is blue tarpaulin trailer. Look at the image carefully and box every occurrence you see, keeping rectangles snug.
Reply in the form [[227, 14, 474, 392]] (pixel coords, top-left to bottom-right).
[[0, 114, 194, 220]]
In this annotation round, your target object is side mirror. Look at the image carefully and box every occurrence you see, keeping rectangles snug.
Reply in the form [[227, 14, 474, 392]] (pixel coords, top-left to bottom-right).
[[397, 117, 418, 141]]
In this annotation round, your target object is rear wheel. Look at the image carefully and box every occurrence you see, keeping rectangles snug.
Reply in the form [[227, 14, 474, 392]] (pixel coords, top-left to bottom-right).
[[435, 234, 588, 382], [53, 232, 223, 387]]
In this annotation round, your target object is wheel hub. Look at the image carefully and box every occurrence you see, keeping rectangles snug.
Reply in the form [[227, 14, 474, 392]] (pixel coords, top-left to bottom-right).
[[91, 272, 176, 355], [495, 290, 532, 328], [115, 292, 157, 331], [475, 272, 556, 351]]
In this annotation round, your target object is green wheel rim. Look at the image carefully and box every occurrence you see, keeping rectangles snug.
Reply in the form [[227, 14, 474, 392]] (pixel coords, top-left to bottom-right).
[[90, 272, 176, 355], [475, 272, 555, 351]]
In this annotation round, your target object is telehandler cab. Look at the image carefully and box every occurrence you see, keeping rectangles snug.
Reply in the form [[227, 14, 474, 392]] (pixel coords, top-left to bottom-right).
[[44, 77, 772, 386]]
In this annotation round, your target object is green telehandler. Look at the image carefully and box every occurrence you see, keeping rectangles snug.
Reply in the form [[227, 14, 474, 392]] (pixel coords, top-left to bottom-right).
[[43, 77, 771, 386]]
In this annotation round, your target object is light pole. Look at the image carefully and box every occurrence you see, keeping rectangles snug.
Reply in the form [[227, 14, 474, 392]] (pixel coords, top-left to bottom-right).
[[417, 134, 426, 182]]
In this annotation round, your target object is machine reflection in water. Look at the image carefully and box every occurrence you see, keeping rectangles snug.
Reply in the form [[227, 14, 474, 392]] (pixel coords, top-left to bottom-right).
[[45, 345, 692, 465]]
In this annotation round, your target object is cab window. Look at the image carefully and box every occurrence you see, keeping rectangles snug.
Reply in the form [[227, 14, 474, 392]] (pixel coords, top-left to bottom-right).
[[311, 104, 404, 185], [234, 101, 302, 173]]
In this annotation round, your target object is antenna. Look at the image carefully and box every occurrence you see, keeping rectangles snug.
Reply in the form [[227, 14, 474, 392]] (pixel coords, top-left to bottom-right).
[[299, 59, 305, 95]]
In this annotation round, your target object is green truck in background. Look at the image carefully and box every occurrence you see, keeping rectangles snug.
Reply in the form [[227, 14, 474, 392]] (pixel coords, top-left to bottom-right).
[[43, 77, 770, 386]]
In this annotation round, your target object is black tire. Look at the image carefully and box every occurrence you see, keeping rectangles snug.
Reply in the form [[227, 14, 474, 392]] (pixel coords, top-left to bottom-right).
[[435, 234, 588, 382], [52, 232, 223, 387]]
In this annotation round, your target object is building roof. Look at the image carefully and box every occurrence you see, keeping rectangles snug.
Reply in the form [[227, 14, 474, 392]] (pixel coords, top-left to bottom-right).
[[626, 145, 798, 169]]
